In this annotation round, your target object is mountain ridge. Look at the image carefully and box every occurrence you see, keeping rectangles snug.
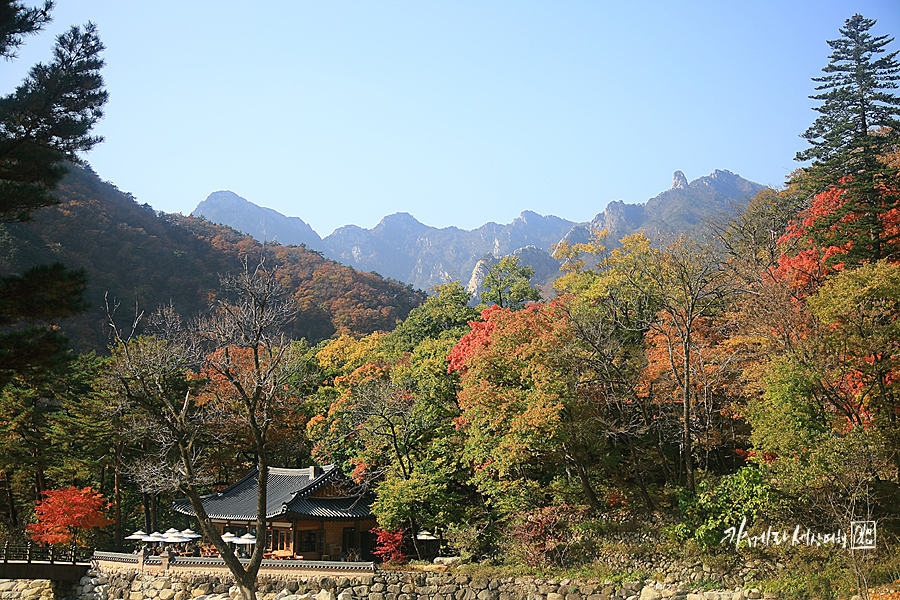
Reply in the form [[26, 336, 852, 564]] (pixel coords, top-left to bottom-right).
[[191, 169, 768, 293]]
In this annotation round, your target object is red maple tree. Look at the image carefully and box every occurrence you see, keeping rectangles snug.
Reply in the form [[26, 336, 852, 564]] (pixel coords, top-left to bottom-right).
[[371, 527, 406, 564], [775, 181, 900, 292], [27, 487, 113, 546]]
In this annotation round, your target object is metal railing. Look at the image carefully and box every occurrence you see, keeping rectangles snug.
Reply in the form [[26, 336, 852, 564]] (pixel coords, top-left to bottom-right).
[[0, 541, 93, 564]]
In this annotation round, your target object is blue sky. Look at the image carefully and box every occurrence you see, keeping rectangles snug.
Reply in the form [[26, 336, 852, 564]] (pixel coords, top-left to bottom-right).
[[4, 1, 900, 236]]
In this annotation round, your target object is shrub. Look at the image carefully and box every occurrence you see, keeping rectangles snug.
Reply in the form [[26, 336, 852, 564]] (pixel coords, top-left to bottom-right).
[[679, 467, 777, 550], [372, 527, 407, 564], [506, 504, 589, 567]]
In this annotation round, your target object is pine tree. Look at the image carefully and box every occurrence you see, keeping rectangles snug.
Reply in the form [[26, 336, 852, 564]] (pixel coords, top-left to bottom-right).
[[0, 2, 105, 381], [0, 0, 52, 59], [795, 14, 900, 265], [0, 2, 108, 222]]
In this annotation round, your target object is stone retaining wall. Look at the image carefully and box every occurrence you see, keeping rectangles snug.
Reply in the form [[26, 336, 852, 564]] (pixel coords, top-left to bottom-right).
[[0, 563, 781, 600], [0, 579, 78, 600]]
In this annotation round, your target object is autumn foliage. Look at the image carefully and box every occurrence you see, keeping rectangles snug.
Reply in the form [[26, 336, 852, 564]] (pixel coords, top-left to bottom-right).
[[508, 504, 588, 567], [371, 527, 406, 564], [775, 182, 900, 291], [27, 487, 113, 546]]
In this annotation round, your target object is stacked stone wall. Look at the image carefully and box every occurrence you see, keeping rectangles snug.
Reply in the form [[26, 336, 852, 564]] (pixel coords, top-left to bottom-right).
[[1, 564, 783, 600], [0, 579, 79, 600]]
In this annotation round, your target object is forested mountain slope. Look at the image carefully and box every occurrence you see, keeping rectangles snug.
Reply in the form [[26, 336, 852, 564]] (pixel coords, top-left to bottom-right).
[[0, 166, 424, 352]]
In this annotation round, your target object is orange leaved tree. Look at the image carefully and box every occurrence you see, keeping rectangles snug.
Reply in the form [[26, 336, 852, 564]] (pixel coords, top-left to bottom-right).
[[28, 487, 113, 546]]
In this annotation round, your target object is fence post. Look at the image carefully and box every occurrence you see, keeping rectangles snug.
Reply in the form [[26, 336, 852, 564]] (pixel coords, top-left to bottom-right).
[[49, 544, 54, 564], [26, 540, 32, 563], [2, 540, 6, 563]]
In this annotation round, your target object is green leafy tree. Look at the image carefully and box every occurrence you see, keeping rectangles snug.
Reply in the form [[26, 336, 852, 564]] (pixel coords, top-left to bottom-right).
[[308, 360, 459, 558], [795, 13, 900, 265], [0, 263, 87, 388], [50, 353, 137, 550], [449, 303, 614, 512], [0, 349, 96, 515], [308, 284, 476, 551], [744, 354, 886, 535], [383, 281, 476, 354], [481, 256, 541, 309]]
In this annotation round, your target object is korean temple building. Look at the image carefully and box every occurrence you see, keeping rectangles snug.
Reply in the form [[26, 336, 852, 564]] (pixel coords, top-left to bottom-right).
[[172, 465, 377, 561]]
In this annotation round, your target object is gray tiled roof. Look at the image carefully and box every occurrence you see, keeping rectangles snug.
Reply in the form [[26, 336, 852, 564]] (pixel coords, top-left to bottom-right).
[[172, 465, 374, 521], [285, 496, 374, 519]]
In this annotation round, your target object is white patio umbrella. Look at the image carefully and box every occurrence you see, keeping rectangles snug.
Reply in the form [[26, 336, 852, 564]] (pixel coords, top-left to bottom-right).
[[164, 528, 181, 535], [124, 530, 147, 540], [142, 532, 165, 543], [220, 532, 237, 543], [181, 529, 201, 539], [163, 534, 191, 543], [233, 533, 256, 545]]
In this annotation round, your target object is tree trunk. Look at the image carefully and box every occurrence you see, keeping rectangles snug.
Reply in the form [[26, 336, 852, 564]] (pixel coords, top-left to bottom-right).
[[142, 491, 151, 533], [639, 392, 673, 486], [234, 579, 256, 600], [150, 492, 158, 533], [409, 516, 422, 560], [184, 485, 257, 600], [114, 444, 123, 551], [682, 337, 695, 493], [566, 447, 601, 511], [2, 470, 17, 528], [626, 436, 654, 510], [33, 443, 47, 502]]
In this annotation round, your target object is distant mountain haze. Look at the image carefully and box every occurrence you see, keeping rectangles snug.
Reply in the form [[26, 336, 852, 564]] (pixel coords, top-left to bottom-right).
[[193, 190, 323, 249], [191, 169, 768, 294]]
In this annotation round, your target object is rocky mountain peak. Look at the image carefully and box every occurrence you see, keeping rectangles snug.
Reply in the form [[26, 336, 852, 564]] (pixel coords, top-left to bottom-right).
[[191, 190, 321, 249], [374, 212, 427, 230], [191, 168, 767, 295], [515, 210, 541, 223], [198, 190, 249, 208]]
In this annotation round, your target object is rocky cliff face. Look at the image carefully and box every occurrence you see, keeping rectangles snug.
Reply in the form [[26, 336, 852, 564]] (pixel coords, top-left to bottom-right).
[[465, 245, 562, 303], [191, 169, 767, 296], [321, 210, 577, 292]]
